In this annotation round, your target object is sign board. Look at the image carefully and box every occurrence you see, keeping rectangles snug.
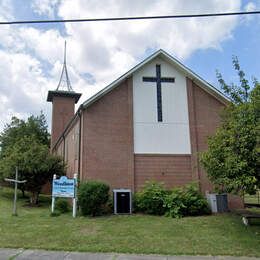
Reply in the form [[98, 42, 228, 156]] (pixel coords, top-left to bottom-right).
[[52, 176, 75, 198]]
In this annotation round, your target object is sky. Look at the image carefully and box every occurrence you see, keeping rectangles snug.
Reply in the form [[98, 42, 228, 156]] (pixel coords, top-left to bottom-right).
[[0, 0, 260, 132]]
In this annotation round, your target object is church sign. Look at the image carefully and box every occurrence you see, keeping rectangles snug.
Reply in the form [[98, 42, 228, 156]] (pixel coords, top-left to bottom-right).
[[51, 174, 78, 217], [52, 176, 75, 198]]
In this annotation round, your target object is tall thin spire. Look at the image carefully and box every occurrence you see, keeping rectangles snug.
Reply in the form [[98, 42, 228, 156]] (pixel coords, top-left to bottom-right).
[[56, 40, 73, 91]]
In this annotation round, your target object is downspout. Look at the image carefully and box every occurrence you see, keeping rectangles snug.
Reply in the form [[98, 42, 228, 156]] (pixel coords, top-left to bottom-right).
[[77, 106, 83, 181], [62, 134, 65, 161], [55, 105, 83, 177]]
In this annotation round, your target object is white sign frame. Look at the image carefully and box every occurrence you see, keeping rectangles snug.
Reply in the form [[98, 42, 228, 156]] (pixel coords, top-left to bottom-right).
[[51, 174, 78, 218]]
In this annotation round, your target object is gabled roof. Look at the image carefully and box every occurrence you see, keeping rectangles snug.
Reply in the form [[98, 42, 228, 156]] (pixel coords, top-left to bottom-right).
[[82, 49, 229, 109], [52, 49, 229, 151]]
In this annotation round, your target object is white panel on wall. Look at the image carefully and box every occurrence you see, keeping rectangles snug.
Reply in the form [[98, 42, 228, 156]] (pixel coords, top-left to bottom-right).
[[133, 57, 191, 154]]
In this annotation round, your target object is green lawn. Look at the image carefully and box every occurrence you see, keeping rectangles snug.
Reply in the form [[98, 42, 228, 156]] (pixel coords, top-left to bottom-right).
[[0, 188, 260, 257], [244, 192, 260, 204]]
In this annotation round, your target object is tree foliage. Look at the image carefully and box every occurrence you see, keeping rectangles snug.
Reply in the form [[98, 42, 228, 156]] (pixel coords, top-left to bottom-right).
[[0, 112, 49, 157], [201, 57, 260, 194], [0, 136, 65, 204], [0, 113, 65, 204], [216, 56, 252, 105]]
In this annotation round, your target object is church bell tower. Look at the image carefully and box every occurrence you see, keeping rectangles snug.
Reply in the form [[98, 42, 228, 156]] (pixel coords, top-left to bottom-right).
[[47, 41, 82, 149]]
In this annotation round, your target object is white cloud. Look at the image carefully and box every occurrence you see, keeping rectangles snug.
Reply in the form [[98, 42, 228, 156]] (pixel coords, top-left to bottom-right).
[[31, 0, 60, 18], [244, 2, 257, 12], [0, 0, 243, 132], [19, 27, 64, 64], [52, 0, 241, 92], [0, 0, 13, 20], [0, 50, 53, 130], [242, 1, 257, 23]]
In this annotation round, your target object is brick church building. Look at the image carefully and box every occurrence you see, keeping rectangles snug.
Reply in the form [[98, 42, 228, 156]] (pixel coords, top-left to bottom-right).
[[47, 49, 243, 209]]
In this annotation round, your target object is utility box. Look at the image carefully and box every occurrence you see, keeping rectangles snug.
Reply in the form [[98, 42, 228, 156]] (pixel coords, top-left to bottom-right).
[[113, 189, 132, 214], [216, 194, 228, 212], [207, 193, 228, 213], [207, 193, 218, 213]]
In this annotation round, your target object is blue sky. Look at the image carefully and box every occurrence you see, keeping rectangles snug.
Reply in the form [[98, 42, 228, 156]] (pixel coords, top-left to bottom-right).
[[186, 9, 260, 87], [0, 0, 259, 131]]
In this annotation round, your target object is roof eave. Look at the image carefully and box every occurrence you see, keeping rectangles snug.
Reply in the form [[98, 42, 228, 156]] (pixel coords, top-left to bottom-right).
[[82, 49, 163, 108], [82, 49, 230, 109], [158, 50, 230, 105], [47, 90, 82, 103]]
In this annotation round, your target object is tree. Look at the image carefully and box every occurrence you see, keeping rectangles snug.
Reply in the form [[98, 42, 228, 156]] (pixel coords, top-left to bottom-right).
[[0, 112, 49, 157], [0, 136, 65, 204], [251, 84, 260, 158], [200, 57, 260, 195], [0, 112, 51, 197], [0, 113, 65, 204]]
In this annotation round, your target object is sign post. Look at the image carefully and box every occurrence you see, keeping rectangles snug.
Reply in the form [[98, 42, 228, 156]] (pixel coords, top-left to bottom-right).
[[72, 173, 77, 218], [5, 166, 27, 216], [51, 174, 77, 218], [51, 174, 57, 214]]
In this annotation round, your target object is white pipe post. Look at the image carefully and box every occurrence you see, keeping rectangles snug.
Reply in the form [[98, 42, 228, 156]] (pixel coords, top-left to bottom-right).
[[51, 174, 56, 213], [12, 166, 18, 216], [72, 173, 78, 218]]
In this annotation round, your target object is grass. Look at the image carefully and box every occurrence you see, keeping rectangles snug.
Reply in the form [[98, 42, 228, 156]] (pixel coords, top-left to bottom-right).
[[244, 192, 260, 204], [0, 188, 260, 256]]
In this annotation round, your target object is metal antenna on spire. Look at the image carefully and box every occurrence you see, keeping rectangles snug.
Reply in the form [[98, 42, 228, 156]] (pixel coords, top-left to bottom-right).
[[56, 40, 74, 91], [64, 40, 67, 64]]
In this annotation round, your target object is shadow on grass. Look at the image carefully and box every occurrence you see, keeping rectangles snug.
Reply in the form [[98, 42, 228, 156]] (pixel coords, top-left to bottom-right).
[[0, 186, 51, 208], [0, 186, 28, 200]]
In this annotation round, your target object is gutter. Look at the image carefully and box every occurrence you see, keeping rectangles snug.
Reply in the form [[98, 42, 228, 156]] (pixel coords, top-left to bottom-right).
[[78, 109, 82, 179], [62, 134, 65, 160]]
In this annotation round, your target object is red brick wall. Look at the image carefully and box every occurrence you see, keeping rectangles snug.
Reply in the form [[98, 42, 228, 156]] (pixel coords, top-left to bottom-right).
[[56, 138, 64, 158], [134, 155, 192, 191], [187, 78, 244, 209], [51, 96, 75, 149], [81, 77, 134, 191], [64, 120, 80, 179], [187, 79, 224, 193], [48, 74, 243, 209]]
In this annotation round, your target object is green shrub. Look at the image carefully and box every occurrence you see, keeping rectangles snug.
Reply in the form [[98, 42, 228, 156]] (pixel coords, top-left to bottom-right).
[[181, 184, 210, 216], [163, 183, 210, 218], [163, 187, 186, 218], [135, 181, 167, 215], [78, 181, 110, 216], [100, 196, 114, 215], [106, 196, 114, 214], [55, 198, 71, 213], [134, 181, 210, 218], [132, 193, 140, 213]]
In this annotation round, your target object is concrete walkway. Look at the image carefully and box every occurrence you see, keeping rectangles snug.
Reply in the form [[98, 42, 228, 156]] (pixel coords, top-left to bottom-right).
[[0, 249, 259, 260]]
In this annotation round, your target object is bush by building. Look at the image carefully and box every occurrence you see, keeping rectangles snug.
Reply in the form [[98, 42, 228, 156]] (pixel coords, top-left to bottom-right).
[[134, 181, 210, 218], [78, 180, 110, 216], [134, 181, 168, 215], [163, 184, 210, 218]]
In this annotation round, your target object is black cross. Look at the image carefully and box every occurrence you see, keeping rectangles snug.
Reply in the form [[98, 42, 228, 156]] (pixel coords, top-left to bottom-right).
[[143, 64, 175, 122]]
